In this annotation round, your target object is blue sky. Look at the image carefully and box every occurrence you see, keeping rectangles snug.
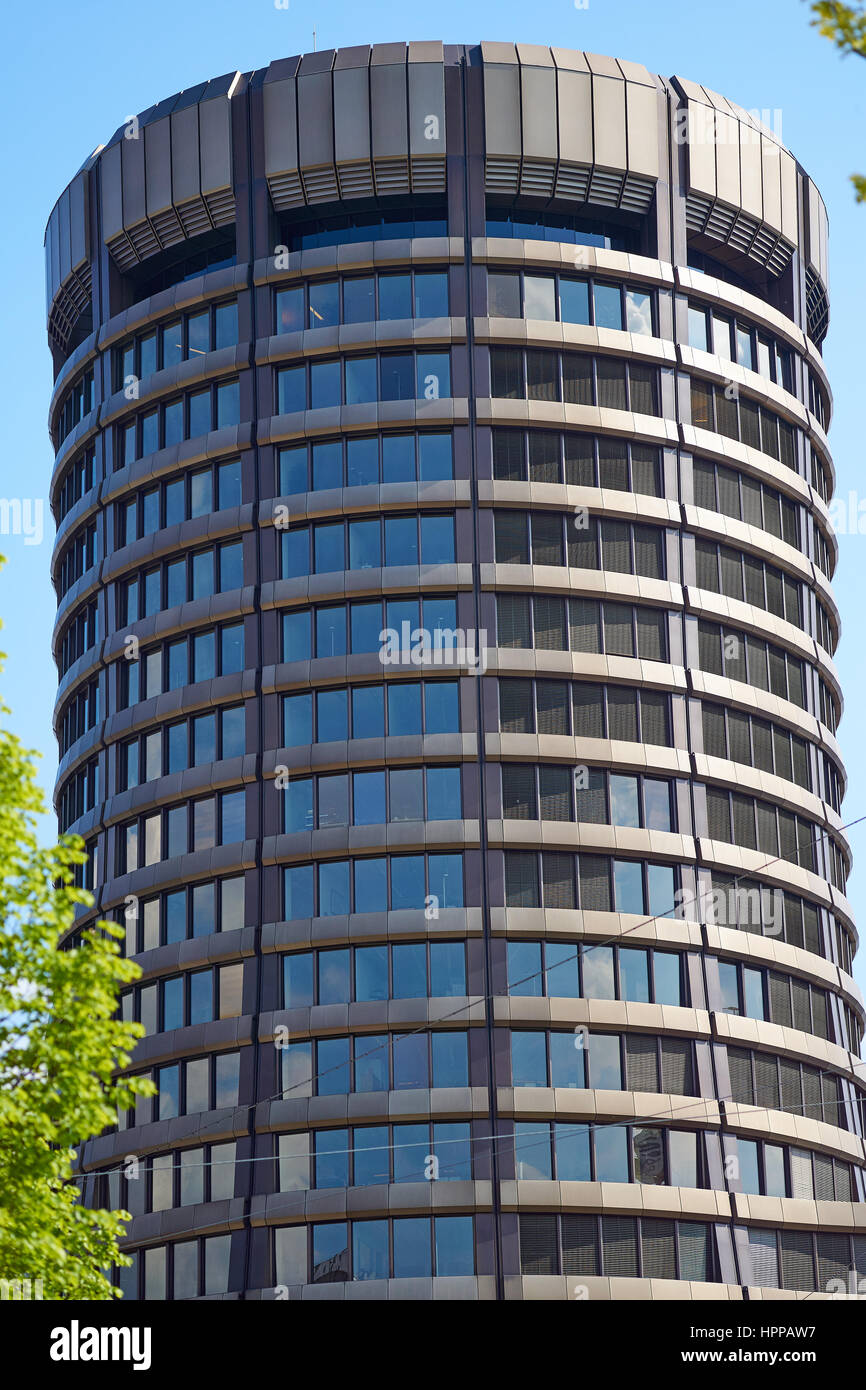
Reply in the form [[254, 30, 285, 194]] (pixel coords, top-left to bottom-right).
[[2, 0, 865, 988]]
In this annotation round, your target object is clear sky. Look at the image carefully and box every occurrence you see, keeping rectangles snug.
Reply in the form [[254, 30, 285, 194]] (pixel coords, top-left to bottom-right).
[[2, 0, 865, 990]]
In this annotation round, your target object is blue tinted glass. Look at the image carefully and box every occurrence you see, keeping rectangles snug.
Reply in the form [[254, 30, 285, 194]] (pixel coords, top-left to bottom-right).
[[218, 542, 243, 591], [312, 1223, 348, 1282], [414, 273, 448, 319], [764, 1145, 786, 1198], [283, 610, 311, 661], [284, 779, 313, 833], [282, 1043, 314, 1104], [284, 693, 313, 746], [317, 1037, 351, 1095], [610, 775, 640, 828], [284, 952, 314, 1008], [434, 1122, 472, 1180], [417, 353, 450, 399], [344, 356, 377, 405], [351, 686, 384, 738], [349, 601, 381, 653], [393, 1218, 431, 1278], [216, 382, 239, 428], [390, 855, 426, 910], [393, 1122, 428, 1182], [318, 948, 351, 1005], [392, 944, 427, 999], [218, 460, 241, 508], [653, 951, 682, 1006], [514, 1121, 552, 1179], [378, 275, 412, 319], [380, 354, 415, 401], [420, 515, 454, 564], [318, 860, 350, 916], [276, 288, 304, 334], [221, 623, 244, 675], [353, 1125, 389, 1185], [619, 948, 650, 1003], [167, 640, 187, 690], [346, 437, 379, 486], [381, 435, 415, 483], [281, 529, 309, 579], [353, 857, 387, 914], [613, 859, 645, 915], [559, 278, 590, 325], [434, 1216, 473, 1275], [278, 367, 306, 414], [315, 1129, 350, 1188], [349, 519, 380, 569], [310, 361, 342, 410], [545, 943, 580, 998], [387, 682, 422, 735], [214, 1052, 239, 1108], [168, 722, 187, 774], [647, 863, 675, 918], [313, 522, 345, 574], [508, 940, 543, 997], [312, 441, 342, 490], [220, 790, 245, 844], [418, 433, 453, 481], [353, 771, 386, 825], [511, 1032, 547, 1087], [389, 768, 423, 822], [550, 1031, 586, 1088], [316, 606, 347, 657], [428, 853, 463, 909], [353, 1219, 389, 1280], [554, 1123, 591, 1180], [163, 976, 183, 1031], [743, 967, 764, 1020], [316, 688, 348, 742], [284, 864, 314, 920], [422, 596, 457, 646], [393, 1032, 428, 1089], [193, 713, 216, 764], [430, 942, 465, 997], [595, 1126, 629, 1181], [384, 516, 418, 567], [589, 1033, 622, 1089], [593, 282, 622, 329], [355, 945, 388, 1001], [309, 280, 339, 328], [737, 1138, 760, 1194], [423, 681, 458, 733], [343, 278, 375, 324], [158, 1065, 179, 1119], [165, 890, 186, 944], [354, 1034, 389, 1092], [426, 767, 460, 821], [279, 446, 307, 495], [189, 971, 212, 1025]]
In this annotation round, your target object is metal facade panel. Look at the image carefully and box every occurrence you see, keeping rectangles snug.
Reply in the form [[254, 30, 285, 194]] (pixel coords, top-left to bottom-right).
[[738, 122, 763, 219], [333, 65, 371, 163], [556, 68, 593, 164], [686, 105, 715, 197], [171, 104, 201, 204], [200, 95, 233, 194], [520, 63, 557, 160], [263, 76, 299, 180], [370, 63, 408, 159], [69, 171, 88, 271], [483, 62, 521, 157], [760, 135, 782, 233], [100, 139, 123, 242], [625, 81, 659, 178], [57, 187, 71, 284], [408, 61, 446, 154], [780, 148, 798, 244], [298, 70, 335, 168], [714, 111, 739, 206], [592, 73, 627, 170], [121, 125, 147, 228], [145, 116, 173, 217]]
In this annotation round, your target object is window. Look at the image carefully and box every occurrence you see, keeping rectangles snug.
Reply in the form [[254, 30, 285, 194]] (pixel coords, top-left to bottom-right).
[[491, 348, 658, 415], [485, 208, 638, 251], [727, 1045, 846, 1128], [690, 378, 796, 468], [55, 368, 95, 448], [498, 677, 670, 747], [123, 964, 243, 1034], [277, 352, 451, 413], [278, 1121, 472, 1193], [495, 510, 665, 580], [284, 941, 466, 1007], [117, 792, 246, 874], [273, 1215, 473, 1285], [519, 1213, 713, 1280], [507, 941, 684, 1006], [504, 850, 677, 919], [283, 679, 458, 747], [497, 594, 668, 662], [282, 766, 461, 832], [488, 270, 654, 335], [281, 512, 455, 578], [280, 1031, 470, 1098], [55, 447, 96, 523], [502, 764, 673, 833], [492, 428, 661, 495], [281, 595, 458, 663], [283, 853, 465, 921], [513, 1121, 702, 1187], [696, 618, 812, 715], [117, 543, 243, 625], [701, 700, 811, 790], [280, 206, 448, 252], [119, 622, 243, 709], [114, 301, 239, 390], [118, 705, 246, 790], [279, 432, 453, 494], [117, 1051, 240, 1129], [510, 1029, 695, 1095], [276, 270, 448, 334], [687, 302, 792, 390]]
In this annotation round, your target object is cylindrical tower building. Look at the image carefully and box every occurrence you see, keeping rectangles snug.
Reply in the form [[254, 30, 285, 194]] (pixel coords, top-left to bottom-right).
[[46, 42, 864, 1300]]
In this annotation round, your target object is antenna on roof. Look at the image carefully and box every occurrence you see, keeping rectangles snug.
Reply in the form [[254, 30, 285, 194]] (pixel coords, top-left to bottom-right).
[[313, 28, 317, 51]]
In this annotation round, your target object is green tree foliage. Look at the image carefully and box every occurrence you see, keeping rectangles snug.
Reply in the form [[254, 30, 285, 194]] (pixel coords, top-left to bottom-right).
[[0, 628, 153, 1298], [811, 2, 866, 199]]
